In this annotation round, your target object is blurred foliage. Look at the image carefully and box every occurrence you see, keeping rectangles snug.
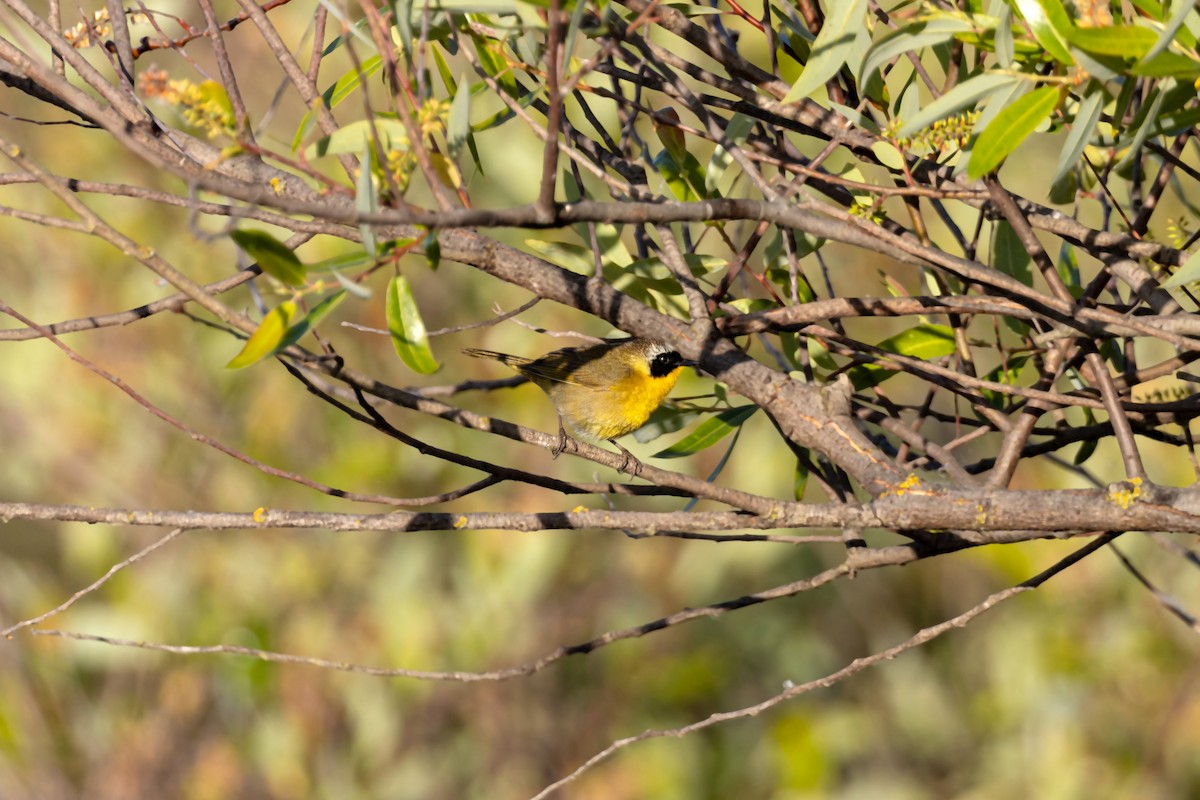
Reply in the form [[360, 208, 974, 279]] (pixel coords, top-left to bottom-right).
[[0, 0, 1198, 798]]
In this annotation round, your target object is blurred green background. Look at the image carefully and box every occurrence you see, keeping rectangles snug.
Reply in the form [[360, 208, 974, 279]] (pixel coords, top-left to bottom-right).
[[1, 2, 1199, 799]]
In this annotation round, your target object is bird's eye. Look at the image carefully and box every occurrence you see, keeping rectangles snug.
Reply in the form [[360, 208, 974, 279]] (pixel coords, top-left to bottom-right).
[[649, 351, 682, 378]]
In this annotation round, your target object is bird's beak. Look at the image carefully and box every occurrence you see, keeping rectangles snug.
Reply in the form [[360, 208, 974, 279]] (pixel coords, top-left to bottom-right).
[[679, 359, 700, 370]]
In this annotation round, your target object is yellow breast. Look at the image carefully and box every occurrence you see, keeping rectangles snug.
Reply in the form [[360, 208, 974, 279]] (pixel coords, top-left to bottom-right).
[[547, 371, 681, 441]]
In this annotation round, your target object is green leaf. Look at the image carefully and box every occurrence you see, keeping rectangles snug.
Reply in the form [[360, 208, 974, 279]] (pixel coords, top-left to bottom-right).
[[793, 455, 809, 501], [1132, 50, 1200, 78], [860, 16, 973, 85], [357, 143, 378, 257], [1066, 25, 1159, 57], [1143, 0, 1197, 62], [706, 113, 754, 195], [278, 291, 347, 352], [292, 57, 383, 152], [227, 301, 297, 369], [970, 75, 1033, 135], [232, 230, 306, 287], [651, 405, 759, 458], [980, 354, 1030, 408], [306, 119, 410, 160], [386, 275, 440, 374], [991, 220, 1032, 285], [783, 0, 868, 102], [425, 230, 441, 271], [392, 0, 413, 57], [849, 324, 957, 389], [895, 72, 1017, 139], [968, 85, 1059, 179], [632, 406, 703, 443], [1057, 241, 1081, 291], [1013, 0, 1075, 64], [1116, 84, 1168, 171], [447, 73, 472, 157], [995, 4, 1014, 67], [1160, 248, 1200, 288], [1050, 87, 1105, 185]]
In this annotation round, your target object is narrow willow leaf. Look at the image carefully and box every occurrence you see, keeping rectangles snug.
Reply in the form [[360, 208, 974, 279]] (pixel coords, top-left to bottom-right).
[[895, 72, 1016, 138], [1066, 25, 1159, 57], [278, 291, 347, 352], [386, 275, 440, 374], [783, 0, 868, 102], [227, 302, 297, 369], [447, 73, 471, 157], [991, 220, 1033, 285], [392, 0, 413, 56], [971, 77, 1033, 134], [1050, 88, 1105, 185], [995, 4, 1014, 66], [1143, 0, 1197, 62], [304, 119, 408, 160], [1013, 0, 1074, 64], [632, 407, 703, 443], [860, 17, 972, 85], [968, 85, 1059, 179], [357, 143, 378, 257], [849, 324, 957, 389], [1116, 85, 1167, 170], [232, 230, 306, 287], [292, 57, 384, 152], [650, 405, 758, 458], [334, 270, 373, 299], [706, 113, 754, 195], [1133, 50, 1200, 78], [1160, 248, 1200, 288]]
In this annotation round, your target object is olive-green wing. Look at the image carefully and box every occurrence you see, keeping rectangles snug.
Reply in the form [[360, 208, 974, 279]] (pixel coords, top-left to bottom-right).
[[516, 344, 616, 388]]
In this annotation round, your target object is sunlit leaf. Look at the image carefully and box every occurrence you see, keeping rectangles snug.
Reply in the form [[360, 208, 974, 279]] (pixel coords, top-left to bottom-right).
[[1160, 248, 1200, 288], [357, 143, 378, 257], [1116, 84, 1167, 171], [860, 16, 972, 85], [1012, 0, 1074, 64], [292, 57, 383, 152], [968, 86, 1059, 179], [1132, 50, 1200, 78], [277, 291, 347, 353], [386, 275, 440, 374], [895, 72, 1017, 139], [783, 0, 868, 102], [1066, 25, 1158, 57], [849, 324, 957, 389], [232, 230, 306, 287], [651, 405, 758, 458], [448, 73, 472, 157], [706, 113, 754, 195], [1142, 0, 1197, 61], [304, 119, 408, 160], [1051, 87, 1105, 186], [632, 406, 703, 443], [227, 302, 297, 369]]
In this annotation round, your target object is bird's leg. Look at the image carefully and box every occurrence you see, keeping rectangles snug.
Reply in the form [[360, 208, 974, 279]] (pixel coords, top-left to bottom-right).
[[552, 415, 569, 459], [611, 440, 643, 476]]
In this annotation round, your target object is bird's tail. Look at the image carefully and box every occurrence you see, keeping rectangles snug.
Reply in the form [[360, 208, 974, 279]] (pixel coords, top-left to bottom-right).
[[462, 348, 534, 370]]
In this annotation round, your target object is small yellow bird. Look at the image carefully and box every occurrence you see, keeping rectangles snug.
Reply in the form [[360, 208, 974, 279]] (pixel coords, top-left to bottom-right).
[[464, 337, 694, 461]]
